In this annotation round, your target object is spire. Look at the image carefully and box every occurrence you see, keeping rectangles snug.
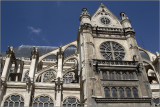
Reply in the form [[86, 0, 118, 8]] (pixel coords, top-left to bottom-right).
[[100, 3, 105, 8], [120, 12, 134, 34], [80, 8, 91, 26], [80, 8, 90, 21], [120, 12, 129, 20]]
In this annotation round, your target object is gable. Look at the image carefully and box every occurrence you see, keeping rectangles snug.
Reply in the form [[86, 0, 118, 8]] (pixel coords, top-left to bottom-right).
[[91, 3, 123, 28]]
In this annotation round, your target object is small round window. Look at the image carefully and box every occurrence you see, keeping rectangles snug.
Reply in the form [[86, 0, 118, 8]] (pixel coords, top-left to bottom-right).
[[100, 41, 125, 60], [100, 17, 110, 25]]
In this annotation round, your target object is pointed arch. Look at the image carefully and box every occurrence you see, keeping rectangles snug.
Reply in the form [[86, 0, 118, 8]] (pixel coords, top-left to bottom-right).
[[3, 94, 24, 107], [63, 96, 80, 107], [33, 94, 54, 107], [35, 69, 57, 82]]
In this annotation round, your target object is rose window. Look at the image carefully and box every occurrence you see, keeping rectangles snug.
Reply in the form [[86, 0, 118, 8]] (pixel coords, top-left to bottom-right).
[[100, 41, 125, 60]]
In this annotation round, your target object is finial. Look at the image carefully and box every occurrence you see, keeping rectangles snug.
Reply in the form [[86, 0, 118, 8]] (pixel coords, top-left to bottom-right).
[[80, 8, 90, 21], [82, 8, 87, 12], [120, 12, 129, 20], [100, 3, 105, 8], [8, 46, 13, 52]]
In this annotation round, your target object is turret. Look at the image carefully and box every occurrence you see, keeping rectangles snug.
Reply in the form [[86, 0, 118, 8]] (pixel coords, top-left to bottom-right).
[[120, 12, 134, 35], [80, 8, 91, 25], [120, 12, 132, 28]]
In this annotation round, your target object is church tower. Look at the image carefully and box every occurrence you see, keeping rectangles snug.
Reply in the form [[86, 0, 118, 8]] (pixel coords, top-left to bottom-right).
[[1, 3, 159, 107], [78, 3, 152, 107]]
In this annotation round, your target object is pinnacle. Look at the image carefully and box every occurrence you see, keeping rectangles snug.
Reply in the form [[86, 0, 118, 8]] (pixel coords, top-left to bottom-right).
[[100, 3, 105, 8]]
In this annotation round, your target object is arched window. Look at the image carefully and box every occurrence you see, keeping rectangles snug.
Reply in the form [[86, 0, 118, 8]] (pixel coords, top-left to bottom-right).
[[122, 73, 127, 80], [104, 87, 110, 98], [116, 72, 121, 80], [126, 88, 131, 98], [33, 95, 54, 107], [63, 72, 74, 84], [100, 41, 125, 60], [133, 87, 139, 98], [129, 72, 134, 80], [63, 97, 81, 107], [3, 95, 24, 107], [43, 71, 56, 82], [23, 71, 29, 82], [119, 88, 124, 98], [112, 88, 117, 98], [109, 72, 114, 80], [102, 71, 108, 80]]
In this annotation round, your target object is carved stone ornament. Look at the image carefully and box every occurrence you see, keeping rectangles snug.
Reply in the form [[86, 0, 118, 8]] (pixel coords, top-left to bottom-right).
[[31, 46, 39, 59], [138, 63, 144, 73]]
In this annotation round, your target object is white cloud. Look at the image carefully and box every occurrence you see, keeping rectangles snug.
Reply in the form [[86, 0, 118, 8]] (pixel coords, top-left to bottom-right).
[[28, 26, 42, 35]]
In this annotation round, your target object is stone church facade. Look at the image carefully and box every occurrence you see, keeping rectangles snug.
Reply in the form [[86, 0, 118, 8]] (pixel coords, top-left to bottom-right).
[[0, 3, 160, 107]]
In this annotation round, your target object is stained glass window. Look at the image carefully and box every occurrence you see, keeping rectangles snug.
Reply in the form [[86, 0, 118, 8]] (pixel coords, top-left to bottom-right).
[[104, 88, 110, 98], [3, 95, 24, 107], [112, 88, 117, 98], [33, 95, 54, 107], [100, 41, 125, 60], [109, 72, 114, 80], [119, 88, 124, 98], [63, 72, 74, 84], [116, 72, 121, 80], [43, 71, 55, 82], [63, 97, 80, 107], [102, 71, 108, 80], [129, 72, 134, 80], [122, 73, 127, 80], [23, 71, 29, 82], [126, 88, 131, 98], [133, 87, 139, 98]]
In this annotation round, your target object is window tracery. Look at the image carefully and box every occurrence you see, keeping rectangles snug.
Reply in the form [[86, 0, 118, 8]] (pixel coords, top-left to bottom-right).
[[133, 87, 139, 98], [126, 88, 132, 98], [23, 71, 29, 82], [43, 71, 55, 82], [104, 88, 110, 98], [104, 87, 138, 99], [119, 88, 124, 98], [63, 97, 81, 107], [116, 72, 121, 80], [100, 41, 125, 60], [102, 71, 108, 80], [63, 72, 74, 84], [3, 95, 24, 107], [33, 95, 54, 107], [112, 88, 117, 98]]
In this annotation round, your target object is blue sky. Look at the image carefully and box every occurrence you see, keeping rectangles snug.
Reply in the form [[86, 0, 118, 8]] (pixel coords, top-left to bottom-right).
[[1, 1, 159, 53]]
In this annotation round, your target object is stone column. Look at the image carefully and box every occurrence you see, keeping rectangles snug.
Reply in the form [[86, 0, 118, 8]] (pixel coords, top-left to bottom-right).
[[55, 48, 63, 107], [26, 47, 39, 107], [0, 46, 15, 105], [1, 46, 15, 82], [29, 47, 39, 82]]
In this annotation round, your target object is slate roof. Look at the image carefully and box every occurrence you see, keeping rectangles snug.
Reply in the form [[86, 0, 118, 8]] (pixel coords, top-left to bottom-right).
[[1, 45, 76, 59]]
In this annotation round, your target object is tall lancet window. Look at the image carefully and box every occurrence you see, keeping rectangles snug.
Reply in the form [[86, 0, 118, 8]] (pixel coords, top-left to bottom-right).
[[133, 87, 139, 98], [43, 71, 55, 82], [63, 72, 74, 84], [119, 88, 124, 98], [126, 88, 132, 98], [112, 87, 117, 98], [104, 87, 110, 98]]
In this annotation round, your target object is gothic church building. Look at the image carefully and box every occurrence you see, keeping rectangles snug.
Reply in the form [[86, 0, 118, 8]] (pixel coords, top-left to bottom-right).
[[0, 3, 160, 107]]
